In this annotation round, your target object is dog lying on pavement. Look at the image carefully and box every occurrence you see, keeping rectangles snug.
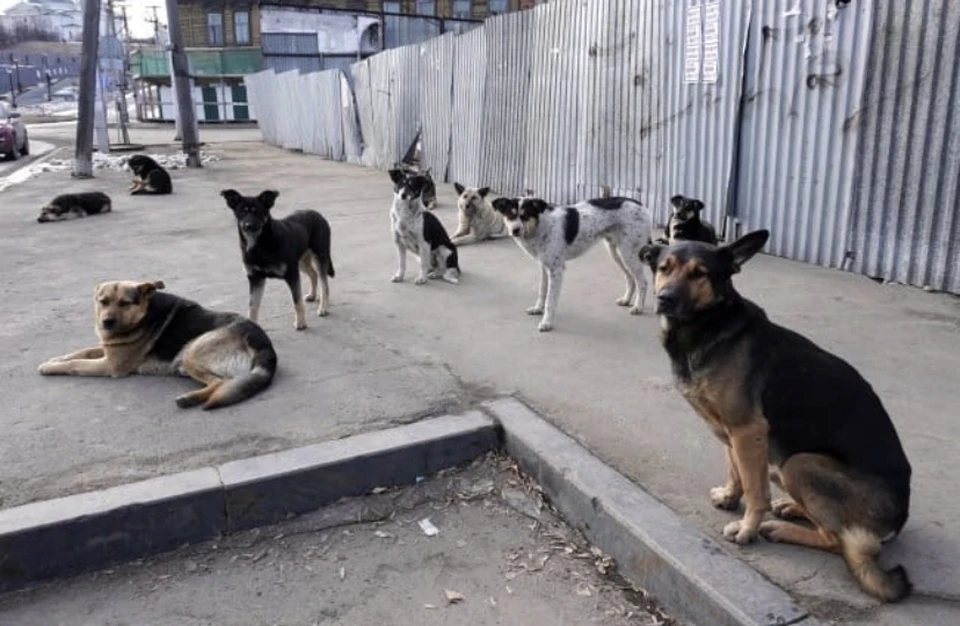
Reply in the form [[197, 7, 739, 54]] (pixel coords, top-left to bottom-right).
[[639, 231, 913, 602], [389, 169, 460, 285], [451, 183, 506, 245], [221, 189, 335, 330], [38, 280, 277, 410], [37, 192, 112, 223], [492, 195, 652, 332]]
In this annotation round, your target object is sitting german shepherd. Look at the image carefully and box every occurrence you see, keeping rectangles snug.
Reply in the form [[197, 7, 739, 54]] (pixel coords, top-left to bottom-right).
[[639, 231, 913, 602], [38, 280, 277, 410]]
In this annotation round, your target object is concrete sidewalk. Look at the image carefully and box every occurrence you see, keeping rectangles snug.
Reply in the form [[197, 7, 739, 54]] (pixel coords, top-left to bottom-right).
[[1, 127, 957, 624]]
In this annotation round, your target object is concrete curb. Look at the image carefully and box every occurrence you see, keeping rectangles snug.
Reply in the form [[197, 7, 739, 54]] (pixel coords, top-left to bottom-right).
[[0, 411, 498, 593], [484, 398, 825, 626]]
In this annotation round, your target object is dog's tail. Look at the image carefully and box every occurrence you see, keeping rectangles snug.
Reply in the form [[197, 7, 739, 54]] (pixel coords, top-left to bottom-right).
[[203, 324, 278, 410], [840, 527, 912, 602]]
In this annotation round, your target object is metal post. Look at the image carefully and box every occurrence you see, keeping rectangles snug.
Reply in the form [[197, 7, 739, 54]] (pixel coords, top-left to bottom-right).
[[75, 0, 102, 178], [164, 0, 201, 167]]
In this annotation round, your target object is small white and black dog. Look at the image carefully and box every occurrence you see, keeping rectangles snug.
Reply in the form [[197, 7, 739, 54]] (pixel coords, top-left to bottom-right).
[[389, 169, 460, 285], [37, 192, 112, 223], [657, 194, 718, 245], [451, 183, 506, 245], [492, 195, 653, 332]]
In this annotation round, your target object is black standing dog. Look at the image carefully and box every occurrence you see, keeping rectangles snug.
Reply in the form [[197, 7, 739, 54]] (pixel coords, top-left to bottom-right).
[[639, 231, 913, 602], [128, 154, 173, 195], [221, 189, 335, 330], [657, 195, 718, 245]]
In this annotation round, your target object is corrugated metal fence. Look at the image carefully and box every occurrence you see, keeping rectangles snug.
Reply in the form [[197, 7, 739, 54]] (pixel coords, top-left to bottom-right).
[[247, 0, 960, 294]]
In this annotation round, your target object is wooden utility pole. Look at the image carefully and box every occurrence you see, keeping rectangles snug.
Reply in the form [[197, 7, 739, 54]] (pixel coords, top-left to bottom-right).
[[164, 0, 200, 167], [74, 0, 102, 178]]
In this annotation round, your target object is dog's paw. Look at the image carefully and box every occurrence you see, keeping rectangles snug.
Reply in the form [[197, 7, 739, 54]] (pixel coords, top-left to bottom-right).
[[305, 294, 317, 302], [758, 520, 794, 543], [538, 320, 553, 332], [294, 319, 307, 331], [526, 305, 544, 315], [616, 296, 632, 307], [317, 307, 329, 317], [37, 361, 60, 375], [629, 305, 643, 316], [771, 498, 806, 520], [414, 275, 428, 285], [391, 273, 404, 283], [175, 394, 203, 409], [722, 520, 759, 545], [710, 486, 742, 511]]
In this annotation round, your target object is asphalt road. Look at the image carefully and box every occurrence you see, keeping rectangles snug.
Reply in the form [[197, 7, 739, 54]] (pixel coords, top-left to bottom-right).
[[0, 128, 958, 625]]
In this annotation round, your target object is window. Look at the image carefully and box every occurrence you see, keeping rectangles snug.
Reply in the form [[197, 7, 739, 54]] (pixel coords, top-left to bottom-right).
[[416, 0, 435, 15], [452, 0, 471, 18], [383, 1, 401, 13], [234, 11, 250, 45], [488, 0, 507, 13], [206, 12, 223, 46]]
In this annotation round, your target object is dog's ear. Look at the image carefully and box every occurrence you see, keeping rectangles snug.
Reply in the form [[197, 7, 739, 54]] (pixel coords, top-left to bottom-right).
[[639, 243, 664, 271], [137, 280, 165, 298], [454, 182, 465, 195], [670, 195, 685, 208], [690, 199, 705, 213], [491, 197, 517, 215], [523, 198, 550, 215], [722, 230, 769, 274], [478, 187, 490, 198], [220, 189, 242, 209], [257, 190, 279, 210], [388, 169, 406, 185]]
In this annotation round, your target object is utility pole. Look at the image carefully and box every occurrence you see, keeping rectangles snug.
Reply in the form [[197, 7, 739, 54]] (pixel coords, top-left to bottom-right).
[[146, 6, 162, 46], [105, 0, 129, 144], [75, 0, 102, 178], [164, 0, 200, 167]]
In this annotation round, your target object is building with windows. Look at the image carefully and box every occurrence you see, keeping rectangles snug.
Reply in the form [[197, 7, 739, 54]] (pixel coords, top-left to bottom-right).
[[0, 0, 83, 41], [131, 0, 527, 122]]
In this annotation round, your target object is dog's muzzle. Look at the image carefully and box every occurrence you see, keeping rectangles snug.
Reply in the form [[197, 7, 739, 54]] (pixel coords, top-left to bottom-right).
[[101, 317, 117, 330], [655, 288, 682, 316]]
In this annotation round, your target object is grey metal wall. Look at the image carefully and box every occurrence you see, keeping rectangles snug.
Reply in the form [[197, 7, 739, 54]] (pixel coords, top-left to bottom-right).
[[246, 0, 960, 294], [418, 33, 455, 179], [851, 1, 960, 293], [656, 0, 747, 230], [448, 25, 486, 187]]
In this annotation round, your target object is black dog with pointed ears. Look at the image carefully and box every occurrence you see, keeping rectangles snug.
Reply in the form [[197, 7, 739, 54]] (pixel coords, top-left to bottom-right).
[[657, 195, 718, 245], [221, 189, 335, 330], [639, 231, 912, 603]]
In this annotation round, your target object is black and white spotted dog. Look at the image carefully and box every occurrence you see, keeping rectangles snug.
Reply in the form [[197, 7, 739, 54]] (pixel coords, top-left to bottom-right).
[[492, 196, 653, 332], [389, 169, 460, 285], [658, 194, 718, 245]]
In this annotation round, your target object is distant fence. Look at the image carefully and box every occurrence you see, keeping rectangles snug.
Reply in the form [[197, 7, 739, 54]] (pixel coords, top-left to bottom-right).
[[247, 0, 960, 294], [0, 53, 80, 94]]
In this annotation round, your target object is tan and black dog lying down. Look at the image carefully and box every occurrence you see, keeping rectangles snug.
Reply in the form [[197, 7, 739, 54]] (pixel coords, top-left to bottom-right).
[[639, 231, 913, 602], [38, 281, 277, 410]]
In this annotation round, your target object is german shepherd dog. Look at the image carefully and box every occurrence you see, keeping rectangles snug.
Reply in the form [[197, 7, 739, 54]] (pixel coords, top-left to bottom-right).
[[128, 154, 173, 195], [656, 195, 718, 245], [37, 280, 277, 410], [37, 191, 112, 223], [221, 189, 335, 330], [638, 231, 913, 602]]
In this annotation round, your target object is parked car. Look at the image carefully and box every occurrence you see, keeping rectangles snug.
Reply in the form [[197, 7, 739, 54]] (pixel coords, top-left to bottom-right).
[[0, 100, 29, 161]]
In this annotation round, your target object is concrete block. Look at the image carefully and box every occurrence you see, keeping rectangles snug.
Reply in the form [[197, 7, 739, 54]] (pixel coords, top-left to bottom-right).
[[485, 398, 821, 626], [219, 411, 500, 532], [0, 468, 225, 593]]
